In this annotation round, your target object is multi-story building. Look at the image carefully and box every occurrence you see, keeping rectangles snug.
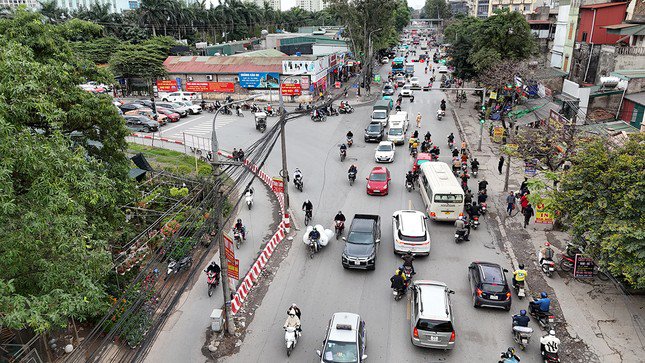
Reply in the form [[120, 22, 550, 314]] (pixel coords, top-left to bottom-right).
[[0, 0, 39, 9], [243, 0, 281, 11], [296, 0, 327, 12], [471, 0, 539, 17]]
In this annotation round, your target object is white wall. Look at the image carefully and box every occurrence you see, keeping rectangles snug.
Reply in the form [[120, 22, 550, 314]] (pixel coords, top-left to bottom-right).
[[562, 79, 591, 124], [312, 44, 349, 56], [550, 5, 570, 69]]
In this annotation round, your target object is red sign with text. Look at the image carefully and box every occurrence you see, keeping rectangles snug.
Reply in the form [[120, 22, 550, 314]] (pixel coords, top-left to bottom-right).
[[280, 83, 302, 96], [156, 80, 178, 92], [185, 82, 235, 93], [272, 177, 284, 193], [227, 259, 239, 279]]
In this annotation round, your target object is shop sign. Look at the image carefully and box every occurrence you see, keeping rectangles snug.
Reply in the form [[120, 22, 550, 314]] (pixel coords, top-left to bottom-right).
[[185, 82, 235, 93], [157, 79, 178, 92], [238, 72, 279, 88], [280, 84, 301, 96]]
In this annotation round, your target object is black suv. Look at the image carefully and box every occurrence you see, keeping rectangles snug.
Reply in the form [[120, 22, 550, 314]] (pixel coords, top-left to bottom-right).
[[364, 122, 384, 142], [342, 214, 381, 270], [468, 261, 511, 310], [124, 115, 159, 133]]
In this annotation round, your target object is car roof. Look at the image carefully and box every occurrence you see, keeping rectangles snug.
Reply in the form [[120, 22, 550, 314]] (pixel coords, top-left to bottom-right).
[[414, 280, 451, 320], [473, 262, 505, 283], [370, 166, 388, 174], [395, 210, 426, 236], [378, 141, 393, 146], [328, 312, 360, 342]]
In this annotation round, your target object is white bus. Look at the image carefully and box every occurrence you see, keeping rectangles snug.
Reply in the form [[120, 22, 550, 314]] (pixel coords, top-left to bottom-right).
[[418, 162, 464, 221]]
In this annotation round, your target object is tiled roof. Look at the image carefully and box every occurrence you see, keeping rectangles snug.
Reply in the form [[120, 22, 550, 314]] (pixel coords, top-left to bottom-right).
[[164, 55, 316, 75]]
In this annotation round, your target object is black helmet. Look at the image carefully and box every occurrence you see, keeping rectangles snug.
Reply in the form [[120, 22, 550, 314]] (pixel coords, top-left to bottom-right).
[[519, 263, 524, 269], [237, 218, 242, 223]]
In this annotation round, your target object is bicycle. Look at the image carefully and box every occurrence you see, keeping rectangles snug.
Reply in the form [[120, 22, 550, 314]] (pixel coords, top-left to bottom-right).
[[304, 209, 312, 226]]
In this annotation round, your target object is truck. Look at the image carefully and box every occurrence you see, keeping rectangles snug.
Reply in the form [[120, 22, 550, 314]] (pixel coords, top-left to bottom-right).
[[371, 99, 391, 126], [342, 214, 381, 270]]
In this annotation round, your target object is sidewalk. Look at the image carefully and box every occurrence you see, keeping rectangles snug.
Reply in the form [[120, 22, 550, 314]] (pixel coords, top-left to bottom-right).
[[450, 95, 645, 362]]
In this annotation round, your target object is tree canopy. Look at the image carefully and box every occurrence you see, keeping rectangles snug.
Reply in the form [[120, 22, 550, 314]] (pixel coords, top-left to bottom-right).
[[0, 10, 133, 333], [424, 0, 451, 19], [555, 134, 645, 288]]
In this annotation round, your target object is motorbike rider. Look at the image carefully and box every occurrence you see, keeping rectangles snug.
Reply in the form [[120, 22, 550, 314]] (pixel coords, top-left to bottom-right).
[[447, 132, 455, 145], [346, 130, 354, 140], [401, 251, 416, 275], [440, 99, 446, 112], [539, 242, 555, 264], [245, 187, 254, 198], [288, 303, 302, 319], [294, 168, 303, 185], [339, 143, 347, 156], [204, 261, 221, 282], [406, 170, 416, 190], [478, 178, 489, 192], [471, 158, 480, 172], [284, 308, 301, 334], [308, 227, 321, 250], [236, 104, 242, 116], [530, 292, 551, 316], [467, 201, 480, 220], [424, 131, 432, 142], [500, 347, 521, 363], [512, 309, 530, 327], [348, 164, 357, 177], [302, 199, 313, 216], [540, 329, 560, 357], [454, 215, 470, 241], [390, 269, 407, 292], [234, 218, 246, 240], [512, 264, 528, 289], [464, 189, 473, 205]]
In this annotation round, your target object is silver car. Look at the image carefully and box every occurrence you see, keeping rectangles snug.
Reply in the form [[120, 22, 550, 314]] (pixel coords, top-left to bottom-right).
[[176, 101, 202, 115], [410, 280, 456, 349]]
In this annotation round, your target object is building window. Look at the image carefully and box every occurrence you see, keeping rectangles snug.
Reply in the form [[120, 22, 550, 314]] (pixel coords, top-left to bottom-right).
[[128, 0, 139, 8], [581, 32, 587, 42]]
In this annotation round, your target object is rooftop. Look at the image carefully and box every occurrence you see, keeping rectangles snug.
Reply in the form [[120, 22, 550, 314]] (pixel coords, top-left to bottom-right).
[[611, 69, 645, 80], [625, 91, 645, 105], [164, 55, 316, 75], [580, 2, 627, 9], [230, 49, 286, 57], [579, 121, 640, 136]]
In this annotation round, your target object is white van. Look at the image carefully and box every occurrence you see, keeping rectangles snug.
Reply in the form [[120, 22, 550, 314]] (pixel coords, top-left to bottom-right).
[[387, 122, 405, 145], [418, 162, 464, 221], [389, 111, 409, 131]]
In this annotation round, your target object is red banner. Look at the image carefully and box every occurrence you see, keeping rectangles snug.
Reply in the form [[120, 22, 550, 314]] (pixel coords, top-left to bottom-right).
[[156, 80, 178, 92], [185, 82, 235, 93], [227, 259, 239, 279], [272, 177, 284, 193], [280, 83, 302, 96], [224, 234, 235, 263]]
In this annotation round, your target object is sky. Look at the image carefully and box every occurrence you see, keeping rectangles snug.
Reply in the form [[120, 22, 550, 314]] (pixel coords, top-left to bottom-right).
[[280, 0, 425, 11]]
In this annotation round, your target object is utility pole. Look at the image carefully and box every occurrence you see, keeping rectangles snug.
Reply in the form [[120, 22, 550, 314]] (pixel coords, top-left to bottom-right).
[[209, 97, 256, 335]]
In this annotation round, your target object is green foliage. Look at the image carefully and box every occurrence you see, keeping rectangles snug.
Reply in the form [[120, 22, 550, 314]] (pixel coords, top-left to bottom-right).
[[169, 187, 189, 198], [71, 36, 122, 64], [128, 143, 213, 177], [168, 237, 194, 261], [56, 18, 104, 41], [0, 10, 134, 333], [555, 134, 645, 288], [424, 0, 451, 19]]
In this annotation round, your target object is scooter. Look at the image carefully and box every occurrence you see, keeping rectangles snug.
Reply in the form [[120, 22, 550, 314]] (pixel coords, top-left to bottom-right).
[[335, 220, 345, 239], [393, 287, 406, 301], [348, 171, 356, 186], [411, 147, 418, 157], [530, 303, 555, 329], [511, 322, 533, 350], [233, 228, 243, 249], [284, 326, 300, 356], [471, 216, 480, 230], [455, 229, 468, 243], [245, 191, 253, 210], [542, 349, 561, 363], [448, 140, 454, 150], [164, 255, 193, 281], [294, 176, 304, 192], [340, 148, 346, 162], [347, 137, 353, 147], [436, 110, 443, 121], [541, 258, 556, 277], [513, 280, 526, 300], [206, 271, 219, 297], [339, 105, 354, 114], [472, 167, 479, 178], [406, 180, 413, 192], [480, 202, 488, 215], [308, 237, 319, 259]]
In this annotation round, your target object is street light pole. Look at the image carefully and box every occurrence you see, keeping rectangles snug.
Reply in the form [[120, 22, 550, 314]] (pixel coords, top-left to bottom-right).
[[478, 90, 486, 152], [367, 28, 383, 94]]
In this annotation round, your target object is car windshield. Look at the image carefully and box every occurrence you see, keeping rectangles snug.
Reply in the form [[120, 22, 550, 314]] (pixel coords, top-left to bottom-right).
[[367, 124, 382, 131], [347, 231, 373, 245], [398, 230, 426, 242], [322, 340, 358, 362], [372, 111, 386, 120], [369, 172, 387, 181], [377, 144, 392, 151], [482, 283, 505, 293], [433, 194, 463, 203], [170, 103, 183, 108], [384, 86, 392, 91], [416, 319, 453, 332], [389, 128, 403, 136]]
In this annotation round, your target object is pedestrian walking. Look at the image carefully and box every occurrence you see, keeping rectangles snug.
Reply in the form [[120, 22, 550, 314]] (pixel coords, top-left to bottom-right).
[[498, 156, 505, 174], [416, 112, 422, 128], [520, 193, 529, 214], [506, 191, 515, 215], [461, 141, 467, 154], [523, 204, 534, 228]]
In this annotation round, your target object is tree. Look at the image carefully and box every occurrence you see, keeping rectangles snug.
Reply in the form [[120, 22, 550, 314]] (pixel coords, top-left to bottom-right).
[[444, 16, 482, 80], [424, 0, 451, 19], [0, 10, 133, 332], [109, 37, 176, 91], [555, 134, 645, 288]]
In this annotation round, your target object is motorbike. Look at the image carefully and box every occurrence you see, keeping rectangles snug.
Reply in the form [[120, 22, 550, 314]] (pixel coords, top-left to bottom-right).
[[335, 220, 345, 239], [264, 107, 278, 117], [529, 302, 555, 329], [540, 257, 556, 278], [471, 216, 480, 230], [294, 176, 304, 192], [393, 286, 406, 301], [455, 229, 468, 243], [340, 148, 346, 161], [311, 113, 326, 122], [411, 147, 418, 157], [436, 110, 443, 121], [401, 265, 413, 283], [308, 236, 319, 258], [328, 107, 339, 116], [513, 280, 526, 300], [511, 321, 533, 350], [250, 104, 261, 113], [245, 191, 253, 210], [406, 179, 413, 192], [233, 228, 243, 249], [348, 171, 356, 186], [346, 136, 353, 147], [164, 255, 193, 281], [480, 202, 488, 215], [284, 326, 300, 356], [448, 140, 454, 150], [221, 106, 232, 115], [339, 105, 354, 114], [542, 349, 561, 363], [206, 271, 219, 297], [498, 348, 520, 363], [472, 167, 479, 178]]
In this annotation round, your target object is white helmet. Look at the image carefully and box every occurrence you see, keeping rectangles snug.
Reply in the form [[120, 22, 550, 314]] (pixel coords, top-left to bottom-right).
[[549, 329, 556, 336]]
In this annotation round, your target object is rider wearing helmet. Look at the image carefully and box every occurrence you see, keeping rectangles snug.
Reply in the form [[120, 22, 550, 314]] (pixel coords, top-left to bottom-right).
[[512, 309, 530, 327], [234, 218, 246, 240], [540, 329, 560, 355], [334, 211, 346, 223], [539, 242, 555, 264], [294, 168, 303, 181], [205, 261, 221, 280], [512, 263, 528, 289], [348, 164, 357, 175], [454, 215, 470, 241], [530, 292, 551, 315]]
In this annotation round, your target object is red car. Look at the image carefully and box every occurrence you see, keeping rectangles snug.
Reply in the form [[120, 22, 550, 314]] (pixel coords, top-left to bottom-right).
[[412, 153, 433, 172], [157, 107, 181, 122], [366, 166, 391, 196]]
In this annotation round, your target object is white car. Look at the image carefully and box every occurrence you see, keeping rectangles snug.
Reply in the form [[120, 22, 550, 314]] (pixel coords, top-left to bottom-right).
[[410, 77, 420, 87], [160, 91, 198, 102], [175, 101, 202, 115], [375, 141, 395, 163], [392, 210, 431, 255], [438, 66, 449, 73], [316, 312, 367, 363], [400, 85, 414, 97]]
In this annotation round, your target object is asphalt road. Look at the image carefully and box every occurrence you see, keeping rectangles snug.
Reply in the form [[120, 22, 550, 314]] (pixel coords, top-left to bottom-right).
[[214, 57, 545, 363]]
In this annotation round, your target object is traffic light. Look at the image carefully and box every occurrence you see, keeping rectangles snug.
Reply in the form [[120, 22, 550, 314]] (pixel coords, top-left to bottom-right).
[[479, 105, 486, 124]]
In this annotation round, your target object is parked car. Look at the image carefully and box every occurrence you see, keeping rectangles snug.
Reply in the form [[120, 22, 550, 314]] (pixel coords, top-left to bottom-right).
[[160, 91, 198, 102], [366, 166, 390, 196], [364, 122, 384, 142], [317, 312, 367, 363], [382, 84, 395, 96], [410, 77, 420, 87], [342, 214, 381, 270], [410, 280, 456, 349], [468, 261, 512, 310], [119, 103, 146, 113], [374, 141, 395, 163], [125, 108, 168, 126], [124, 115, 158, 133], [392, 210, 431, 255], [155, 102, 189, 117], [156, 107, 180, 122], [400, 85, 414, 97], [175, 101, 202, 115]]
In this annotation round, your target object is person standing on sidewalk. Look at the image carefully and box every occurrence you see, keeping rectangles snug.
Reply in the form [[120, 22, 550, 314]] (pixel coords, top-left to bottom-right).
[[523, 203, 534, 228], [498, 156, 505, 174], [506, 191, 515, 215], [416, 112, 422, 128]]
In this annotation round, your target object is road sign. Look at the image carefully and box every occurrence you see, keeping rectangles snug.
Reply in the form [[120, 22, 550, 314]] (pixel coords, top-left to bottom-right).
[[227, 258, 239, 280]]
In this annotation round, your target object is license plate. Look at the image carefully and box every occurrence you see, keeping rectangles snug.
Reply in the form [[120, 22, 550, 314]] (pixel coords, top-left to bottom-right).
[[444, 211, 451, 215], [489, 295, 499, 300], [374, 190, 380, 193], [430, 336, 439, 342]]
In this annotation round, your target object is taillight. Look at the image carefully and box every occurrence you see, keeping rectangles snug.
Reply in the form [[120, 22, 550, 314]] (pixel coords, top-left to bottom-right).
[[476, 288, 482, 297], [430, 212, 436, 217], [474, 217, 479, 221], [413, 327, 419, 338], [459, 212, 463, 217], [506, 292, 511, 300], [449, 331, 455, 342]]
